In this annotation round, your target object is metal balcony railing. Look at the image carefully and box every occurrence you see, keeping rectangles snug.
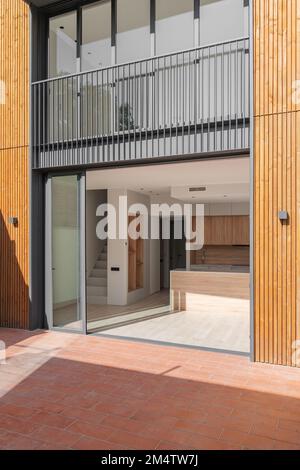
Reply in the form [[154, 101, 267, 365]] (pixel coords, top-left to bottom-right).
[[32, 37, 250, 169]]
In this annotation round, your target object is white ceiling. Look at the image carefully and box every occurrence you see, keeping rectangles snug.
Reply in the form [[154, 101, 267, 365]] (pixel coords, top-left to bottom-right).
[[87, 157, 250, 203]]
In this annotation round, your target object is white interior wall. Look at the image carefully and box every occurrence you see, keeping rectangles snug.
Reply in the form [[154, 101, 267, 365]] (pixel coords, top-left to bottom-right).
[[150, 224, 161, 295], [107, 189, 128, 305], [106, 188, 161, 306], [86, 189, 107, 276]]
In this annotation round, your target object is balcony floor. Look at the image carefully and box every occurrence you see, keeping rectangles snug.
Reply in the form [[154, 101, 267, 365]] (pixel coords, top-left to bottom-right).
[[0, 328, 300, 450]]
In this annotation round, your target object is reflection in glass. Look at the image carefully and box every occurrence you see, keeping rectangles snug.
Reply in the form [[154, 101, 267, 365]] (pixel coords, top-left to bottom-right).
[[200, 0, 246, 46], [49, 11, 77, 78], [156, 0, 194, 55], [82, 1, 111, 71], [52, 175, 82, 330], [117, 0, 150, 63]]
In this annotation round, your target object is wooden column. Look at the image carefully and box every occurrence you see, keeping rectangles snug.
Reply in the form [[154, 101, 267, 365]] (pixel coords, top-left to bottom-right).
[[0, 0, 30, 328], [253, 0, 300, 365]]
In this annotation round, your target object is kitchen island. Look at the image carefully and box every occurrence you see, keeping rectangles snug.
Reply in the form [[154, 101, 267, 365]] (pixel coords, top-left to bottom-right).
[[170, 267, 250, 312]]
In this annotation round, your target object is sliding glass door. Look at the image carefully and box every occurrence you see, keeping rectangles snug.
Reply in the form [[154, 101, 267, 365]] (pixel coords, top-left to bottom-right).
[[45, 173, 86, 333]]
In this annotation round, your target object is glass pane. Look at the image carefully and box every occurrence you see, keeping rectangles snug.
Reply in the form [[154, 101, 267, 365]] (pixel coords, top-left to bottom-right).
[[52, 175, 82, 330], [156, 0, 194, 55], [200, 0, 246, 46], [49, 11, 77, 78], [117, 0, 150, 63], [82, 1, 111, 71]]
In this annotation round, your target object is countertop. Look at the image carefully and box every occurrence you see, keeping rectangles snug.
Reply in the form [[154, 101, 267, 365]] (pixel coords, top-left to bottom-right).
[[174, 265, 250, 274]]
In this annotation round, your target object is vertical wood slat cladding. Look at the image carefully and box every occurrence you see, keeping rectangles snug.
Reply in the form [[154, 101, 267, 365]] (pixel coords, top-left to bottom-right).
[[254, 0, 300, 366], [0, 0, 29, 329]]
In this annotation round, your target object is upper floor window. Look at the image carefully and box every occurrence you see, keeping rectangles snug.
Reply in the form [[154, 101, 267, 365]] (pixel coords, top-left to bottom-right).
[[82, 1, 111, 71], [49, 11, 77, 78], [116, 0, 150, 63], [47, 0, 248, 78], [200, 0, 248, 46], [155, 0, 194, 55]]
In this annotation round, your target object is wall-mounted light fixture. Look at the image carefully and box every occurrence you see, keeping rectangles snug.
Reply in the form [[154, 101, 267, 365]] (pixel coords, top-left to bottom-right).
[[8, 216, 18, 227], [278, 211, 289, 222]]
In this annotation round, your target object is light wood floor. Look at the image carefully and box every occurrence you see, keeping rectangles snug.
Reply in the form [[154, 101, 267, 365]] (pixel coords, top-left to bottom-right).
[[52, 288, 249, 354], [97, 295, 250, 354], [87, 289, 171, 332], [52, 289, 170, 331]]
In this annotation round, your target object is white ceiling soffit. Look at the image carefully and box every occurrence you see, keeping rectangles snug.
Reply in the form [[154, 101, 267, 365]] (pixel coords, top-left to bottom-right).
[[171, 183, 249, 203], [86, 157, 250, 203]]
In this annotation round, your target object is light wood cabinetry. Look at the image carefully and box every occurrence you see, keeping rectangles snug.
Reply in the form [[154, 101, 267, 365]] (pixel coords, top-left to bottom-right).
[[203, 216, 249, 246], [232, 216, 250, 245]]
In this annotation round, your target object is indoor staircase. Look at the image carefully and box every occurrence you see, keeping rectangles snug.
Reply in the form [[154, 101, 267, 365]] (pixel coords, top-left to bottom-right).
[[87, 243, 107, 305]]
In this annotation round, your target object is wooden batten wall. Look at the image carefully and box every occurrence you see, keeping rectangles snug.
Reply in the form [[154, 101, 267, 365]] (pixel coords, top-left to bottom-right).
[[0, 0, 30, 328], [254, 0, 300, 366]]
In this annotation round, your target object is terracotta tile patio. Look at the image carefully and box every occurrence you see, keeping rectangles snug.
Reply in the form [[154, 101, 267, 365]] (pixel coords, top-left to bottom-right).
[[0, 328, 300, 450]]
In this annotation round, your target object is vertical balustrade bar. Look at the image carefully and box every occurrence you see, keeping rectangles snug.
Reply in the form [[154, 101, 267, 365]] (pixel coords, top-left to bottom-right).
[[61, 78, 64, 165], [101, 69, 105, 163], [151, 58, 154, 157], [66, 77, 69, 151], [71, 77, 74, 165], [169, 55, 172, 156], [207, 46, 211, 152], [96, 72, 99, 164], [182, 52, 185, 155], [193, 50, 197, 153], [157, 57, 160, 157], [163, 55, 166, 156], [86, 74, 89, 163], [42, 83, 46, 165], [91, 73, 94, 164], [133, 62, 137, 160], [122, 65, 125, 161], [242, 39, 246, 149], [111, 68, 115, 162], [117, 65, 120, 161], [229, 43, 232, 150], [139, 62, 143, 158], [106, 68, 110, 162], [221, 44, 224, 151], [145, 60, 149, 158], [188, 50, 191, 155], [214, 45, 217, 152], [175, 53, 178, 155], [201, 48, 204, 152], [235, 41, 238, 149]]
